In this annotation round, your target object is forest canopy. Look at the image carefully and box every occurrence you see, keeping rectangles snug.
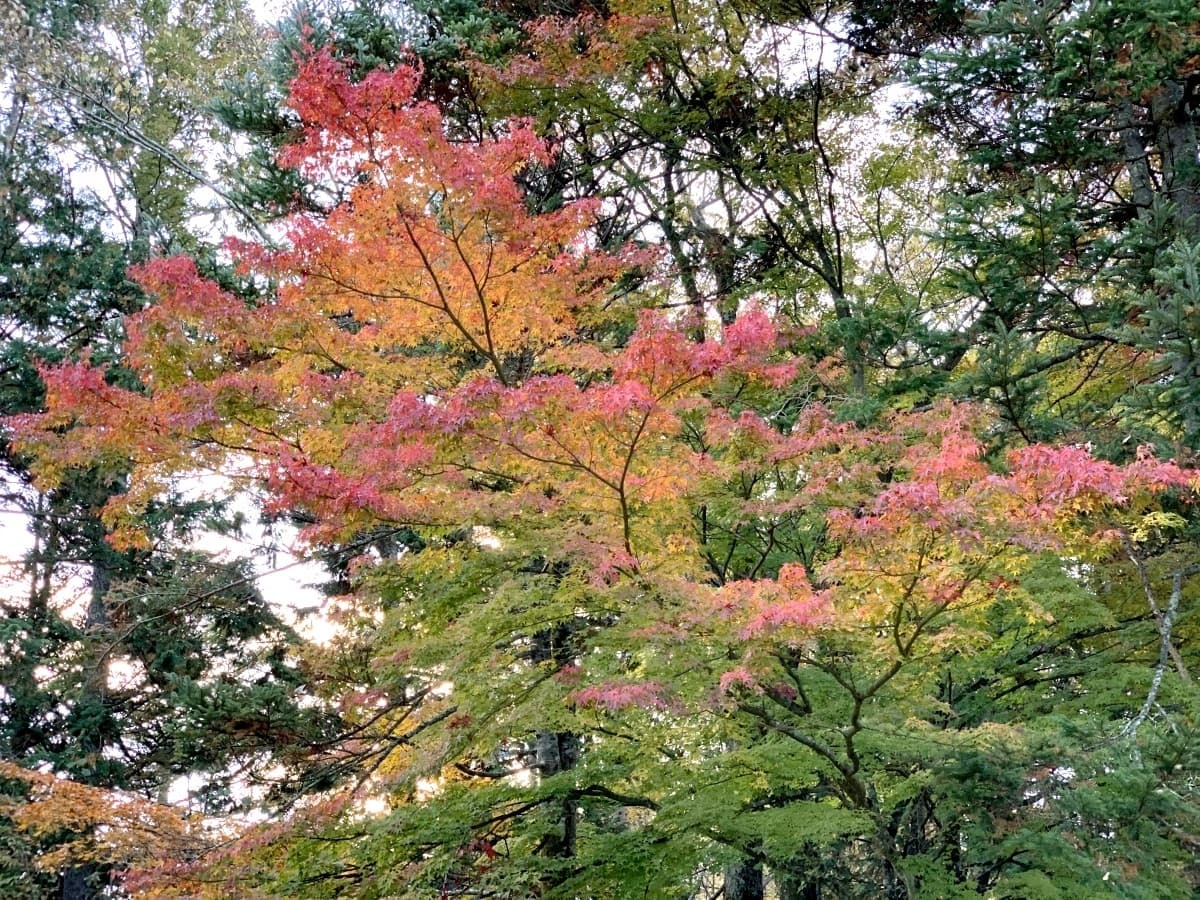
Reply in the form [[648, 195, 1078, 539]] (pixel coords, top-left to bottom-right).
[[3, 0, 1200, 897]]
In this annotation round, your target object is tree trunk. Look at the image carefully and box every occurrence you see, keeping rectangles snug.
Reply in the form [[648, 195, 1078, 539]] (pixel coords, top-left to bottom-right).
[[535, 729, 579, 858], [724, 858, 764, 900], [60, 866, 99, 900], [777, 871, 821, 900], [1119, 100, 1156, 219], [1153, 78, 1200, 236], [59, 542, 113, 900], [531, 621, 580, 861]]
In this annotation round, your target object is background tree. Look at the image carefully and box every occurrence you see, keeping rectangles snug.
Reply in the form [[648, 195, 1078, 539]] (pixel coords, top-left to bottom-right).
[[856, 0, 1200, 447], [0, 2, 337, 896]]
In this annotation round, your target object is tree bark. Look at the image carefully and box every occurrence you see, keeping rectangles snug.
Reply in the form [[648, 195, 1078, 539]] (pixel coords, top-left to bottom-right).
[[777, 871, 821, 900], [60, 866, 99, 900], [59, 535, 113, 900], [724, 858, 764, 900], [535, 730, 579, 858], [1153, 78, 1200, 236]]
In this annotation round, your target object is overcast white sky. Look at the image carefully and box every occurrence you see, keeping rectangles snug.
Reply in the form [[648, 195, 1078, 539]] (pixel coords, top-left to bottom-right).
[[250, 0, 289, 25]]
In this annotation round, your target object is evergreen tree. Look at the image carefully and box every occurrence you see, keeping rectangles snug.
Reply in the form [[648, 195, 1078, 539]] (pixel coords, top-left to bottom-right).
[[860, 0, 1200, 447], [0, 2, 336, 895]]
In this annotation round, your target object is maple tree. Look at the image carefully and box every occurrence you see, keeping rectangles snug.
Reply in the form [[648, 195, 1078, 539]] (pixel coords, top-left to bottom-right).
[[9, 18, 1200, 897], [0, 761, 198, 879]]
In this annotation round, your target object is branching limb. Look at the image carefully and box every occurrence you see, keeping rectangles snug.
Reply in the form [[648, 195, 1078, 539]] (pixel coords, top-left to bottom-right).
[[1122, 564, 1200, 743]]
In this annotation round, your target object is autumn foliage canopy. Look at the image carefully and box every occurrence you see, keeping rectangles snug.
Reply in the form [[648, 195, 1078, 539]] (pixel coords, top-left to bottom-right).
[[8, 5, 1200, 898]]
